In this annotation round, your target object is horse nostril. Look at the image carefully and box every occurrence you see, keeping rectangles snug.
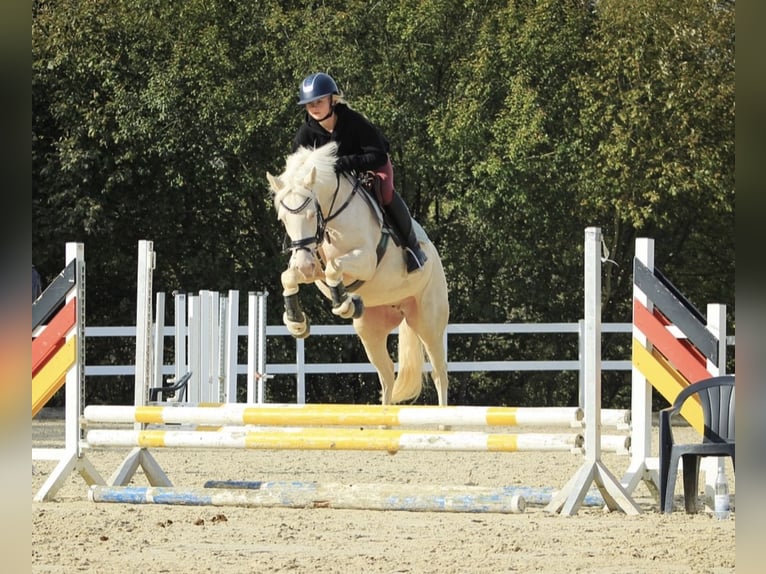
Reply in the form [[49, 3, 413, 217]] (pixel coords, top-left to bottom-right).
[[289, 250, 317, 275]]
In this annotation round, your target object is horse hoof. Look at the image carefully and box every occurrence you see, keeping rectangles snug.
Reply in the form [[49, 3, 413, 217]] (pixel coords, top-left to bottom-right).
[[331, 303, 345, 317], [332, 298, 357, 319], [332, 296, 364, 319], [294, 325, 310, 339], [284, 313, 310, 339]]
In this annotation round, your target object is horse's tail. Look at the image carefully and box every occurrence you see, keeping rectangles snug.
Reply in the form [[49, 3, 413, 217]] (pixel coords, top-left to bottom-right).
[[391, 320, 425, 404]]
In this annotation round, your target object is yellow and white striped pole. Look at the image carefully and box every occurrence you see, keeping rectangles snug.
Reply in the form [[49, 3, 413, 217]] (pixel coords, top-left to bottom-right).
[[86, 427, 584, 453], [84, 404, 583, 428]]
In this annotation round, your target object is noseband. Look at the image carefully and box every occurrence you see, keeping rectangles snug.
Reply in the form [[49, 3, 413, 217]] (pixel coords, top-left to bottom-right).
[[280, 194, 322, 253]]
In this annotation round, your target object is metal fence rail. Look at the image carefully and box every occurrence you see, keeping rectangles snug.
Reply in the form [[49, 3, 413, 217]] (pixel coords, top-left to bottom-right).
[[84, 322, 734, 404], [84, 322, 634, 377]]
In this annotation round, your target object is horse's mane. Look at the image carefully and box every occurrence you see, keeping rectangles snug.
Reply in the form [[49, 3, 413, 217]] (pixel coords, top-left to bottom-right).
[[275, 143, 339, 204]]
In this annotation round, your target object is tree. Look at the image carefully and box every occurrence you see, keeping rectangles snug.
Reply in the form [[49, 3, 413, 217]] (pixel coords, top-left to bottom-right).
[[33, 0, 734, 407], [574, 0, 735, 315]]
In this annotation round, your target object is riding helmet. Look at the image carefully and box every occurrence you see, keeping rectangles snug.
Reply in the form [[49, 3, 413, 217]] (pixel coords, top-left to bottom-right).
[[297, 72, 340, 105]]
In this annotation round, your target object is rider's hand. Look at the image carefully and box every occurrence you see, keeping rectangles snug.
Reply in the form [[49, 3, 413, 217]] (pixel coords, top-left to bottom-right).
[[334, 157, 352, 173]]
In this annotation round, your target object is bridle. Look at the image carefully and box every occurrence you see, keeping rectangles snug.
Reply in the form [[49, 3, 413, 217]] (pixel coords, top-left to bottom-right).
[[280, 173, 361, 256]]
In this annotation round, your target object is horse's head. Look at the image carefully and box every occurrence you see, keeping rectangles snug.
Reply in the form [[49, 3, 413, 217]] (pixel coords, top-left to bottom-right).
[[266, 143, 339, 281], [267, 168, 321, 280]]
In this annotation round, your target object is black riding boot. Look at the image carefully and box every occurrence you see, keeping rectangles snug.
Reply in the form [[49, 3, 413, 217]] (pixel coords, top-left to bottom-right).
[[385, 192, 428, 273]]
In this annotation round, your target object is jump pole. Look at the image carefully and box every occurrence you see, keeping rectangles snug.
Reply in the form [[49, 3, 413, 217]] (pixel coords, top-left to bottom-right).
[[90, 482, 529, 514], [544, 227, 640, 515], [202, 480, 608, 508], [89, 482, 608, 513], [86, 428, 584, 453], [83, 404, 584, 428]]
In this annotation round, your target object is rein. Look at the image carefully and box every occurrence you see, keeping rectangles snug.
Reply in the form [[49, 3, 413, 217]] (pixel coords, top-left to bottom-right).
[[323, 174, 358, 225]]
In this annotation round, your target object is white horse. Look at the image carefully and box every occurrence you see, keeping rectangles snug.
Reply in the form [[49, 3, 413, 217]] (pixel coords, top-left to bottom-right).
[[266, 143, 449, 406]]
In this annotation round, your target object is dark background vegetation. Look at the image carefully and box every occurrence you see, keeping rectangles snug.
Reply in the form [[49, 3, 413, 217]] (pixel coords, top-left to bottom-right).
[[32, 0, 734, 408]]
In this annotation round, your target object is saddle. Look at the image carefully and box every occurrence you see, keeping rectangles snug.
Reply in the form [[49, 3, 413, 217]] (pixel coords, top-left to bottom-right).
[[357, 172, 402, 247], [358, 172, 384, 206]]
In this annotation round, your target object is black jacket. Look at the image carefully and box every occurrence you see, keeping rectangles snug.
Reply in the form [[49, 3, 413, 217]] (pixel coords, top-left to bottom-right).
[[292, 103, 389, 173]]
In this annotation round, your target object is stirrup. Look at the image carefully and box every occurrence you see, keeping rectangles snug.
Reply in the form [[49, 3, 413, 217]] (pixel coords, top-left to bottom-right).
[[404, 245, 428, 273]]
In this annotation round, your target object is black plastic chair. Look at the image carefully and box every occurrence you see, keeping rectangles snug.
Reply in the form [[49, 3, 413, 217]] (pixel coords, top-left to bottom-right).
[[659, 374, 735, 513], [148, 371, 192, 403]]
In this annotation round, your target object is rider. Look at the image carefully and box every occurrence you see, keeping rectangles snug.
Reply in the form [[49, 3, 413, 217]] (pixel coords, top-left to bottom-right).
[[292, 72, 428, 273]]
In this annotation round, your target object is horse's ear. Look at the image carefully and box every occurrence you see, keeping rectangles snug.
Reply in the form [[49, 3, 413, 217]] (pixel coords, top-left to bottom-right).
[[266, 172, 283, 192], [302, 166, 317, 189]]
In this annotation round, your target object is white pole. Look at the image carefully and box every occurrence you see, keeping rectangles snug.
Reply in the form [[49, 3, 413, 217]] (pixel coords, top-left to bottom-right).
[[621, 238, 657, 495], [706, 303, 727, 377], [583, 227, 601, 464], [173, 291, 187, 394], [224, 290, 239, 403], [702, 303, 728, 505], [201, 290, 217, 403], [256, 291, 268, 404], [247, 292, 257, 403], [134, 240, 155, 416], [577, 318, 585, 408], [66, 242, 85, 456], [188, 294, 201, 403], [153, 292, 165, 393], [296, 337, 306, 404]]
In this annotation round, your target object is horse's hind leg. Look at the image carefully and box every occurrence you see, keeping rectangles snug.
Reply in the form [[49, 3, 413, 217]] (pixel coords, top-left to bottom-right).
[[405, 271, 449, 407], [422, 336, 448, 407], [353, 307, 401, 405]]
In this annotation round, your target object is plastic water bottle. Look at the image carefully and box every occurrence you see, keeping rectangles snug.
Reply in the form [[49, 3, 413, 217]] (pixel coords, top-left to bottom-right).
[[714, 466, 730, 520]]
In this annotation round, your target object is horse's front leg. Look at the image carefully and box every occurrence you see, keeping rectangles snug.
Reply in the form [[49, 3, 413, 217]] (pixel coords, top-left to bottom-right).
[[281, 268, 310, 339], [324, 258, 364, 320]]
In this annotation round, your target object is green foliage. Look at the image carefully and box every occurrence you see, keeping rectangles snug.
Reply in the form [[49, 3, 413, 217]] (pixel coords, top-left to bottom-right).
[[573, 0, 735, 312], [33, 0, 734, 408]]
